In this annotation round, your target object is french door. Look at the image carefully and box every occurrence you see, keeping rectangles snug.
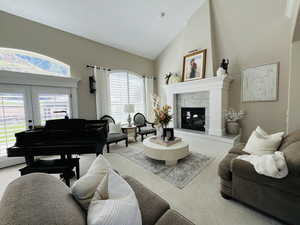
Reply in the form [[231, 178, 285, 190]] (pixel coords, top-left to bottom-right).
[[0, 84, 72, 168], [31, 87, 72, 126]]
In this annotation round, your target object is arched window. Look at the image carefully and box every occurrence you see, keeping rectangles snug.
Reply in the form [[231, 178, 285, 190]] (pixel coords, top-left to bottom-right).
[[109, 71, 145, 122], [0, 48, 70, 77]]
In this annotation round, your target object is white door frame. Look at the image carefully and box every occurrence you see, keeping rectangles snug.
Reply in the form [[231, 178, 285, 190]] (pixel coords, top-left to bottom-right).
[[0, 71, 80, 118], [0, 71, 80, 168], [0, 84, 32, 167]]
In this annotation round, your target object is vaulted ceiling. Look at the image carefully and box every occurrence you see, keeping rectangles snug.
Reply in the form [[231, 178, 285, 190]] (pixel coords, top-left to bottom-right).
[[0, 0, 205, 59]]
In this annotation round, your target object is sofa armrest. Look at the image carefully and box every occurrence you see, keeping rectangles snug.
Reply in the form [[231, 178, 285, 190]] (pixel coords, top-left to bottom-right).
[[283, 141, 300, 176], [231, 158, 256, 179], [154, 209, 195, 225], [123, 176, 170, 225], [228, 144, 247, 155], [0, 173, 86, 225]]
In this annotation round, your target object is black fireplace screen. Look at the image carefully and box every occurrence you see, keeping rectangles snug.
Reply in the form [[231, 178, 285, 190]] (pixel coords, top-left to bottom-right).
[[181, 107, 205, 132]]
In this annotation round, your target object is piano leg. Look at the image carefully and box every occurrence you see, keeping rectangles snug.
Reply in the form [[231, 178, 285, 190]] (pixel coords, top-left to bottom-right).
[[63, 170, 71, 187], [59, 154, 76, 179], [25, 154, 34, 166]]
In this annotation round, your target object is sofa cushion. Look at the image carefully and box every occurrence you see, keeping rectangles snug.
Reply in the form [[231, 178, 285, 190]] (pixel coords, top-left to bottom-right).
[[244, 128, 284, 155], [140, 127, 156, 134], [154, 209, 195, 225], [0, 173, 86, 225], [107, 133, 127, 142], [108, 122, 122, 134], [232, 159, 300, 196], [279, 130, 300, 151], [71, 155, 111, 210], [88, 169, 142, 225], [123, 176, 169, 225]]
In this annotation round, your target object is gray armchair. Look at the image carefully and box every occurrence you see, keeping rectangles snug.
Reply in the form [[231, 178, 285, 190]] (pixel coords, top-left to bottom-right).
[[100, 115, 128, 153], [133, 113, 157, 141]]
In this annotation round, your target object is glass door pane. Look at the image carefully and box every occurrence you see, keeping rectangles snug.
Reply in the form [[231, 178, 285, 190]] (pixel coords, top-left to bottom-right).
[[31, 87, 72, 126], [39, 94, 70, 125], [0, 93, 26, 156]]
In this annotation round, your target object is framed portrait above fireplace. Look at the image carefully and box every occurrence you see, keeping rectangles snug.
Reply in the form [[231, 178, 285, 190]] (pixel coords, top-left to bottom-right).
[[182, 49, 206, 82]]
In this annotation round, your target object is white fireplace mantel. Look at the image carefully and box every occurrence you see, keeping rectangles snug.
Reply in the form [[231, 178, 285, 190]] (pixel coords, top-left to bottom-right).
[[165, 75, 233, 136]]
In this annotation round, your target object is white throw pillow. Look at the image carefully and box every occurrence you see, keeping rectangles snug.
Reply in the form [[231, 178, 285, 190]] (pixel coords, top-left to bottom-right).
[[71, 155, 111, 210], [87, 169, 142, 225], [244, 126, 284, 155], [109, 122, 122, 134]]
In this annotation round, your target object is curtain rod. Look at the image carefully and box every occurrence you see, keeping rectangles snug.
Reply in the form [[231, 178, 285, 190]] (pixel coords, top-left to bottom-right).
[[86, 64, 111, 71], [87, 64, 156, 80]]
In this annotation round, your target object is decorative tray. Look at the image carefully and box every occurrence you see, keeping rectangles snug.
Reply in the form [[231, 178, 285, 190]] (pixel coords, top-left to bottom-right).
[[149, 137, 182, 147]]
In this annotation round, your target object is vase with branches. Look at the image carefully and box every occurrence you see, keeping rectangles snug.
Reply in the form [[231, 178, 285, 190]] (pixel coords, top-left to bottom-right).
[[152, 95, 173, 138]]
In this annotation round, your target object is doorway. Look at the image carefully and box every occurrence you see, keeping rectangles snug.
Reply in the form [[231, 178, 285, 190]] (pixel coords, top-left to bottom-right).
[[0, 84, 73, 168]]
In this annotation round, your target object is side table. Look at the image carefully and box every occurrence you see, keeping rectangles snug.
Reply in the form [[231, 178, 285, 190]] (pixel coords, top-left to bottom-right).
[[122, 126, 137, 142]]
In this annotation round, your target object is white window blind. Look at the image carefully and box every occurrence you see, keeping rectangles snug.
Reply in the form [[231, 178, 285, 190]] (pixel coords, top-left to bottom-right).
[[39, 94, 71, 125], [0, 93, 26, 156], [110, 71, 145, 123]]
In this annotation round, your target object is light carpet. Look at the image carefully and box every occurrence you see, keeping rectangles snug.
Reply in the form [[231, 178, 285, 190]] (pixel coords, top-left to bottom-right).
[[113, 146, 213, 189]]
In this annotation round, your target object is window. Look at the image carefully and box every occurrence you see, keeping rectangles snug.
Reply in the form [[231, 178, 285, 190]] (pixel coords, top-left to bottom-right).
[[0, 93, 26, 156], [0, 48, 70, 77], [38, 94, 71, 125], [110, 71, 145, 122]]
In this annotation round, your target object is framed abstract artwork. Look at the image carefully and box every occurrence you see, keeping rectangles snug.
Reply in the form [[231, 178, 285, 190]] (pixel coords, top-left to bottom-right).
[[241, 63, 279, 102], [182, 49, 206, 82]]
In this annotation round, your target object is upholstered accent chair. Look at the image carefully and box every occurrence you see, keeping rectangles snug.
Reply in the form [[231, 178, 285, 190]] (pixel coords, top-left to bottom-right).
[[99, 115, 128, 153], [133, 113, 157, 141]]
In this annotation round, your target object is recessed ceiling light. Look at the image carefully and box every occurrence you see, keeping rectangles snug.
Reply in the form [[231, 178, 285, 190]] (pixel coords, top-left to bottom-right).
[[161, 12, 166, 18]]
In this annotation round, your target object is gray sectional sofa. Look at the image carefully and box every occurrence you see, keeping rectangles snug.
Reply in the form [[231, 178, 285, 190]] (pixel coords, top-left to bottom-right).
[[218, 130, 300, 225], [0, 173, 194, 225]]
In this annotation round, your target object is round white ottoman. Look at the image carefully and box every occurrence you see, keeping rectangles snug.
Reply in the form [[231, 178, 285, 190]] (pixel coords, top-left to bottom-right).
[[143, 137, 190, 166]]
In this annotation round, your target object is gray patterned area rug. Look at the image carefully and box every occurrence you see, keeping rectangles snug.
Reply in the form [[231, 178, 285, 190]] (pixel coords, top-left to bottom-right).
[[116, 148, 214, 189]]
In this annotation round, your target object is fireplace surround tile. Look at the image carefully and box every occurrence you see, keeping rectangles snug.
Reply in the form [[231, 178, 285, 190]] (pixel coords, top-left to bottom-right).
[[165, 75, 233, 136], [176, 91, 209, 132]]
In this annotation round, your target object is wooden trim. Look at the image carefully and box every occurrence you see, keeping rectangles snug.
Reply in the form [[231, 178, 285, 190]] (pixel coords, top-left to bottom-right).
[[0, 71, 80, 88]]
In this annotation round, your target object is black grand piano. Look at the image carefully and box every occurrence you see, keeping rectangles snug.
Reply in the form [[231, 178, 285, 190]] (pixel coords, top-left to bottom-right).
[[7, 119, 108, 185]]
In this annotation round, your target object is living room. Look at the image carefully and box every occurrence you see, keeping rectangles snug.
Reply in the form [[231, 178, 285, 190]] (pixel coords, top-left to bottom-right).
[[0, 0, 300, 225]]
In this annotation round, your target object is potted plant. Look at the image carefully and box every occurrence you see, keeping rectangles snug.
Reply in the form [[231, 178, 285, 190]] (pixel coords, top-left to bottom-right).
[[224, 108, 245, 135]]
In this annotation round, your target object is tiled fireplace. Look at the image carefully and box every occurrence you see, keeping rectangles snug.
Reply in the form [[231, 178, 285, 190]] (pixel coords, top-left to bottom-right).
[[165, 75, 233, 136], [176, 91, 209, 133]]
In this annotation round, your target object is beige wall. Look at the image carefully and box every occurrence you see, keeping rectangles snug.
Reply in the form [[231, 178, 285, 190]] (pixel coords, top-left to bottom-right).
[[155, 0, 214, 102], [0, 11, 154, 119], [155, 0, 292, 140]]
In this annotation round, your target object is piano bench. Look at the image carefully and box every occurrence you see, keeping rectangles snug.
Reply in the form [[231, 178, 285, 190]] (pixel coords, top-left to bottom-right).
[[19, 158, 80, 187]]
